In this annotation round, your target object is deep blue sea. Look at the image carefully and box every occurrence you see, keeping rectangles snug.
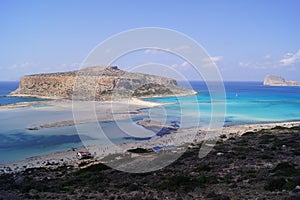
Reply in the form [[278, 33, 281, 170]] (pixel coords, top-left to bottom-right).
[[0, 82, 41, 105], [0, 81, 300, 164]]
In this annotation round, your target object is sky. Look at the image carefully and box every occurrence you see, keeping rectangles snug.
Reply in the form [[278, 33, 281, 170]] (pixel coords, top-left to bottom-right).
[[0, 0, 299, 81]]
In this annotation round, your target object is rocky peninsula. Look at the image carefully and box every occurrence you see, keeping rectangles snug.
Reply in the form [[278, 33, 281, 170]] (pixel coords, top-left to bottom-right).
[[264, 75, 300, 86], [9, 66, 196, 100]]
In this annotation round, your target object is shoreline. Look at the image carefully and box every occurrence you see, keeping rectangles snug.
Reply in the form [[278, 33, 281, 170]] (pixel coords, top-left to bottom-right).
[[0, 98, 164, 129], [7, 89, 198, 101], [27, 98, 165, 130], [1, 95, 300, 173], [1, 120, 300, 174], [0, 101, 50, 110]]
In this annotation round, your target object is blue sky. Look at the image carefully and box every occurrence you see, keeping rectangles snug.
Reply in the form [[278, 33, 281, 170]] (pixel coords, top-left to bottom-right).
[[0, 0, 299, 81]]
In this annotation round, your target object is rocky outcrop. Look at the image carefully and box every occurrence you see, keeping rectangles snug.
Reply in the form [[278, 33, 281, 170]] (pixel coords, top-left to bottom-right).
[[264, 75, 300, 86], [9, 66, 196, 100]]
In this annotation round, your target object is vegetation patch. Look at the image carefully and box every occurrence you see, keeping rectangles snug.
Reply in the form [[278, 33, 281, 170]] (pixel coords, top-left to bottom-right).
[[152, 175, 207, 192], [289, 126, 300, 131], [271, 126, 288, 130], [271, 162, 299, 177], [242, 131, 257, 136], [194, 163, 212, 172], [264, 177, 297, 191]]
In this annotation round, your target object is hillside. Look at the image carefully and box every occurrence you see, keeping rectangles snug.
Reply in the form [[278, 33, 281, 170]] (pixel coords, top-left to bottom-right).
[[1, 126, 300, 199]]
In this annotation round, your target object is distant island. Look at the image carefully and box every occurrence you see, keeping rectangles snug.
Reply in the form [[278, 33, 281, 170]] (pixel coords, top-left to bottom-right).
[[9, 66, 196, 100], [264, 75, 300, 86]]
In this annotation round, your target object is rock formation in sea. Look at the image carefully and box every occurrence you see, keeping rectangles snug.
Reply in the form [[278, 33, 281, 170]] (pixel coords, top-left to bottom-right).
[[9, 66, 196, 100], [264, 75, 300, 86]]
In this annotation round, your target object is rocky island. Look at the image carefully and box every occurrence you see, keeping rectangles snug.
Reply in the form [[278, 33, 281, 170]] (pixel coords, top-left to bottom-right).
[[264, 75, 300, 86], [9, 66, 196, 100]]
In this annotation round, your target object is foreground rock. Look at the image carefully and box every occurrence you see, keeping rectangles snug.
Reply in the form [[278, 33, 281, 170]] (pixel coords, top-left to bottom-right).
[[1, 126, 300, 199], [264, 75, 300, 86], [9, 66, 196, 100]]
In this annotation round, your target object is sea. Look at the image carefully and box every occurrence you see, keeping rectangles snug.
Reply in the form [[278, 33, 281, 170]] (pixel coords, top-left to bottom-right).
[[0, 81, 300, 164]]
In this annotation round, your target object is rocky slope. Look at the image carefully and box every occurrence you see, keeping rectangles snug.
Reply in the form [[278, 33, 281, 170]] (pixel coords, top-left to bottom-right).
[[9, 66, 196, 100], [264, 75, 300, 86], [1, 126, 300, 199]]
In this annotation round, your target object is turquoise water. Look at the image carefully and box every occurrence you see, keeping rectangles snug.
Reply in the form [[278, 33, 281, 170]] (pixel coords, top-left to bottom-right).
[[0, 82, 149, 163], [143, 82, 300, 127], [0, 81, 300, 164]]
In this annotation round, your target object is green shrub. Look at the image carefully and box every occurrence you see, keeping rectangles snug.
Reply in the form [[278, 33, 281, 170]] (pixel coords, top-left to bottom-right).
[[265, 177, 297, 191], [271, 162, 299, 177], [264, 177, 286, 191], [271, 126, 288, 130], [152, 175, 207, 192], [195, 163, 212, 172]]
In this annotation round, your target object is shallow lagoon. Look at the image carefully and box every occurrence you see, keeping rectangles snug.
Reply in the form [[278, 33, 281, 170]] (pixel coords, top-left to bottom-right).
[[1, 81, 300, 163]]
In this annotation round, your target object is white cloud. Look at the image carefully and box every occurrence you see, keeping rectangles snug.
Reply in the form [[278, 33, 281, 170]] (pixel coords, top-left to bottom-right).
[[209, 56, 223, 63], [202, 56, 223, 64], [280, 49, 300, 66], [144, 48, 160, 54], [181, 61, 190, 67], [174, 61, 191, 71], [239, 61, 251, 67], [200, 56, 223, 68], [176, 56, 223, 70]]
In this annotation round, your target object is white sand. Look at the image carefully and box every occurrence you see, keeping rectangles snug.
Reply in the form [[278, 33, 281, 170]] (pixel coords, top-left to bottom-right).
[[1, 120, 300, 174], [1, 98, 300, 173], [0, 98, 163, 129]]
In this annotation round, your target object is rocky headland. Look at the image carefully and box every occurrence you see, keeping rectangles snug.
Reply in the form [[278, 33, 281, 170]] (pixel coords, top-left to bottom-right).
[[264, 75, 300, 86], [9, 66, 196, 101]]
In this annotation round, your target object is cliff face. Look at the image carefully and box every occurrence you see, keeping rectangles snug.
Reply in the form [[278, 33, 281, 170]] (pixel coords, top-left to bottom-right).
[[10, 66, 196, 100], [264, 75, 300, 86]]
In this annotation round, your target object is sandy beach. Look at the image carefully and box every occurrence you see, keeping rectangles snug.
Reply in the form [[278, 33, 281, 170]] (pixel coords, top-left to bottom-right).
[[0, 98, 163, 129], [1, 92, 300, 174], [0, 98, 162, 171], [1, 117, 300, 174]]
